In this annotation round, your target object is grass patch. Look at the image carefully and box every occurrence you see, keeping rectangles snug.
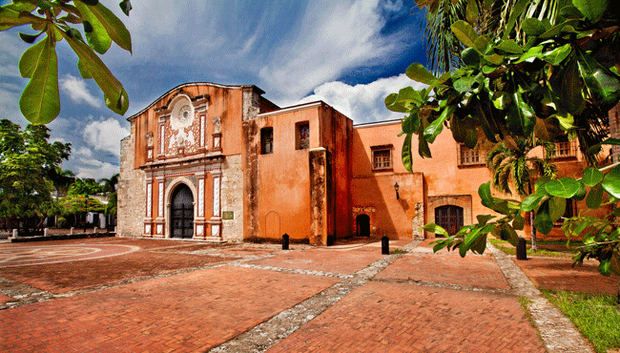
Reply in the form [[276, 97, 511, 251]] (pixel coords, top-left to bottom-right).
[[542, 290, 620, 353], [390, 249, 408, 254], [489, 238, 574, 258]]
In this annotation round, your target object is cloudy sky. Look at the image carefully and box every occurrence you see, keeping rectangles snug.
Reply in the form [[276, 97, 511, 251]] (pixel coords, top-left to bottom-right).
[[0, 0, 427, 178]]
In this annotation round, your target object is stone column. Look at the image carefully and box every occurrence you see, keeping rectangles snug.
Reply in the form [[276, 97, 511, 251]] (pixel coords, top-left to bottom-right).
[[309, 148, 329, 245]]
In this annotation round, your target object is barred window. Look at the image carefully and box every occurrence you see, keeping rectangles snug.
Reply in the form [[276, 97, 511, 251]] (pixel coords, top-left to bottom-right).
[[296, 122, 309, 150], [372, 149, 392, 170], [459, 145, 482, 166], [261, 127, 273, 154]]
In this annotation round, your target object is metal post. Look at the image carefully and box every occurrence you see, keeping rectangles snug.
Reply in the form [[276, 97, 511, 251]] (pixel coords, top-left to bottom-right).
[[282, 233, 290, 250], [516, 237, 527, 260], [381, 234, 389, 255]]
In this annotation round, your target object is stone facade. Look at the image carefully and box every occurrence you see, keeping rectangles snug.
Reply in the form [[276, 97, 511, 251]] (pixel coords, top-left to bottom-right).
[[220, 154, 243, 242], [117, 125, 146, 237]]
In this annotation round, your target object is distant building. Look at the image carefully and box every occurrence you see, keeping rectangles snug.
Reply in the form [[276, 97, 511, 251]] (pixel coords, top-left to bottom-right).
[[118, 82, 596, 244]]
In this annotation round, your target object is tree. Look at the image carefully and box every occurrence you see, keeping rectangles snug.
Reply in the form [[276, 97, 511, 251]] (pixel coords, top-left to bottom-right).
[[0, 119, 71, 231], [387, 0, 619, 275], [49, 167, 75, 198], [486, 139, 557, 250], [0, 0, 132, 124]]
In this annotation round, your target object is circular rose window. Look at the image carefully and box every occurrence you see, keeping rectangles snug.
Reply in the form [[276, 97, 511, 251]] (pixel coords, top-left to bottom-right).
[[170, 96, 194, 130]]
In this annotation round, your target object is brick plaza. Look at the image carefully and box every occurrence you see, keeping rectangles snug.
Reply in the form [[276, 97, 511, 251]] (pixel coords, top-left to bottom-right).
[[0, 237, 610, 352]]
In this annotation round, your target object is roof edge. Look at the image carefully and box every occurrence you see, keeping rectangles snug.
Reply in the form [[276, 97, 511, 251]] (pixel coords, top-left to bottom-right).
[[126, 82, 264, 121]]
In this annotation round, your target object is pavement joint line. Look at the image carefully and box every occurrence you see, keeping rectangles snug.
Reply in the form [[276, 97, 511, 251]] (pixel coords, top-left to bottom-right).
[[233, 263, 354, 279], [208, 240, 423, 353], [370, 277, 514, 296], [488, 242, 593, 353]]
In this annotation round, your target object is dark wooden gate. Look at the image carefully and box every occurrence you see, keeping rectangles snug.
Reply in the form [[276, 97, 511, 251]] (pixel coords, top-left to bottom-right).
[[171, 184, 194, 238], [434, 205, 463, 236], [356, 214, 370, 237]]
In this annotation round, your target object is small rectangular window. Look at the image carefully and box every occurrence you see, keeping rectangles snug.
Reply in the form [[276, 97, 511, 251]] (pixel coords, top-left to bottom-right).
[[261, 127, 273, 154], [458, 144, 483, 166], [372, 148, 392, 170], [296, 122, 310, 150]]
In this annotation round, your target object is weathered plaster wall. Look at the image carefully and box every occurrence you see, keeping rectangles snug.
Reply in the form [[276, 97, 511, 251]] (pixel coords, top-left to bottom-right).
[[221, 154, 243, 242], [117, 123, 146, 237]]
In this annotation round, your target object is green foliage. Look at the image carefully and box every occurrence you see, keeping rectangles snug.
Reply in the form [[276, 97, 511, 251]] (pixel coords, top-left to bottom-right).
[[393, 0, 619, 275], [0, 119, 71, 227], [0, 0, 132, 124], [68, 177, 103, 195], [59, 194, 104, 214]]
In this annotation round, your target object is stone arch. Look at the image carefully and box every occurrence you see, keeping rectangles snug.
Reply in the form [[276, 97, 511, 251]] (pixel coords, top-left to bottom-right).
[[264, 211, 280, 239], [164, 177, 197, 238]]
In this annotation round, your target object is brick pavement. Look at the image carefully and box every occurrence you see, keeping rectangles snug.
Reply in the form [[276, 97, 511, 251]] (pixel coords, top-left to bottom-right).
[[0, 237, 596, 352], [376, 247, 510, 289], [248, 246, 383, 274], [512, 256, 619, 295], [268, 281, 545, 353], [0, 266, 338, 352]]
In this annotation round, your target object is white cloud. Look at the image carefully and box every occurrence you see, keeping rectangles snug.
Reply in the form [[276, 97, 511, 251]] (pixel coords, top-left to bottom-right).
[[297, 73, 426, 123], [74, 158, 119, 179], [75, 147, 94, 158], [83, 118, 130, 157], [259, 1, 396, 100], [60, 74, 102, 108]]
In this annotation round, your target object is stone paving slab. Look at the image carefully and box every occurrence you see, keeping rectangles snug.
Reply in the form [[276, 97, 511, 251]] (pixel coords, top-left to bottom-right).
[[512, 256, 619, 295], [376, 250, 510, 290], [247, 246, 383, 275], [0, 266, 338, 353], [267, 281, 545, 353]]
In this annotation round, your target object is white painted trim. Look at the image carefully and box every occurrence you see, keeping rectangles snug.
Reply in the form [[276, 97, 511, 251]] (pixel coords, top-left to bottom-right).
[[164, 177, 198, 238], [353, 118, 401, 129]]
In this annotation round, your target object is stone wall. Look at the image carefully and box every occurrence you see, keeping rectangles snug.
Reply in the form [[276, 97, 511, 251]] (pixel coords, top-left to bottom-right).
[[221, 154, 243, 242], [117, 124, 146, 237]]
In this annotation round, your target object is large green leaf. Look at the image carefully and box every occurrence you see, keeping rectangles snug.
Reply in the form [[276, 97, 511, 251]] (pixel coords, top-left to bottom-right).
[[582, 167, 603, 187], [87, 2, 132, 52], [18, 34, 60, 125], [506, 89, 535, 135], [534, 200, 553, 234], [75, 1, 112, 54], [515, 45, 543, 64], [385, 93, 408, 113], [424, 105, 454, 143], [542, 44, 572, 65], [462, 47, 481, 67], [478, 182, 494, 208], [453, 76, 476, 93], [61, 28, 129, 115], [451, 20, 478, 48], [577, 53, 620, 106], [544, 177, 581, 198], [572, 0, 607, 23], [406, 63, 436, 85], [418, 134, 431, 158], [18, 38, 46, 78], [522, 18, 546, 36], [422, 223, 449, 237], [0, 2, 37, 30], [586, 184, 603, 209], [402, 134, 413, 172], [601, 165, 620, 198], [465, 0, 478, 24], [521, 192, 545, 211], [559, 58, 585, 113], [494, 39, 523, 54], [549, 197, 566, 222]]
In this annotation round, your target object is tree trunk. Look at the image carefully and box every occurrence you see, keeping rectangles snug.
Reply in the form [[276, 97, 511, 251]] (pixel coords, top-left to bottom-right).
[[527, 181, 537, 252]]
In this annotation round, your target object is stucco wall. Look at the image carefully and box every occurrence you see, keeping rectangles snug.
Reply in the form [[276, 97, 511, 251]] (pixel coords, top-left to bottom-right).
[[221, 154, 243, 242], [117, 124, 146, 237]]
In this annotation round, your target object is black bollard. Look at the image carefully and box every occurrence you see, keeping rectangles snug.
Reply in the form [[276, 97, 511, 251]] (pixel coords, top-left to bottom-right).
[[516, 237, 527, 260], [282, 233, 290, 250], [381, 235, 389, 255]]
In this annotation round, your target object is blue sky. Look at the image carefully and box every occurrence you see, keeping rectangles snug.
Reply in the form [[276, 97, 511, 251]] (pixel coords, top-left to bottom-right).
[[0, 0, 427, 178]]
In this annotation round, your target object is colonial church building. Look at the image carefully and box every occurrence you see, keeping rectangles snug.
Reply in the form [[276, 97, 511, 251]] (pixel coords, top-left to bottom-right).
[[117, 82, 590, 245]]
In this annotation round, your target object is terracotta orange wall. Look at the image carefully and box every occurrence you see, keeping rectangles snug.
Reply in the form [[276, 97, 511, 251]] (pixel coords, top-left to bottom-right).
[[252, 108, 320, 240], [352, 121, 493, 238], [318, 106, 353, 239], [131, 85, 245, 169]]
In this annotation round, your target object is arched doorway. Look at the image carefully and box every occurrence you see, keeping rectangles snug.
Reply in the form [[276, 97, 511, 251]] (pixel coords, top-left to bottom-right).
[[434, 205, 463, 236], [171, 184, 194, 238], [356, 214, 370, 237]]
